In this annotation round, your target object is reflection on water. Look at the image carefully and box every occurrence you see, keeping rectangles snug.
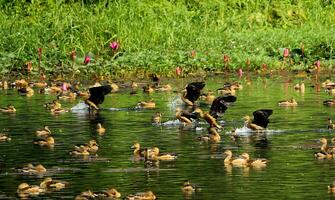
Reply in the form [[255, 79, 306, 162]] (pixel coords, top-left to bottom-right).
[[0, 74, 335, 199]]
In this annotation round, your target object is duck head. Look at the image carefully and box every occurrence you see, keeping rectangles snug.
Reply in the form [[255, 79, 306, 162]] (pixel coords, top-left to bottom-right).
[[106, 188, 121, 198]]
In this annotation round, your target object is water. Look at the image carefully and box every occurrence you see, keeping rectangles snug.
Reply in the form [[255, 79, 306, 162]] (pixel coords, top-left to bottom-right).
[[0, 74, 334, 199]]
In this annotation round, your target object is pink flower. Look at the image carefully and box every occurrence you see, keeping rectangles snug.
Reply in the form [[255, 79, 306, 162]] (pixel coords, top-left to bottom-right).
[[238, 68, 243, 77], [175, 67, 182, 76], [283, 48, 290, 58], [84, 55, 91, 65], [315, 60, 321, 71], [223, 54, 230, 64], [110, 41, 119, 50]]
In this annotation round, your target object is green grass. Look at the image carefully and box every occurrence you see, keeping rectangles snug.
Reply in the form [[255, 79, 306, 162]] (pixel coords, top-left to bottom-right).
[[0, 0, 334, 79]]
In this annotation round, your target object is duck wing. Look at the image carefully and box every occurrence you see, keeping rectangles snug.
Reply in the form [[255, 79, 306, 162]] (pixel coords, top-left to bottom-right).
[[252, 109, 273, 128], [209, 95, 237, 119], [87, 85, 112, 106], [185, 82, 205, 103]]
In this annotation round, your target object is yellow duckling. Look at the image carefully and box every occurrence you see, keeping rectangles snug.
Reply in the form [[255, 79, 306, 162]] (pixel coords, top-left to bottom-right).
[[328, 181, 335, 193], [44, 100, 62, 110], [15, 79, 28, 89], [45, 86, 62, 94], [20, 163, 47, 174], [72, 140, 99, 155], [93, 188, 121, 199], [125, 191, 156, 200], [156, 84, 172, 92], [278, 98, 298, 107], [143, 84, 154, 93], [96, 123, 106, 135], [241, 153, 267, 168], [33, 136, 55, 147], [201, 90, 216, 104], [0, 104, 16, 113], [35, 126, 51, 137], [328, 118, 335, 130], [137, 100, 156, 109], [70, 146, 90, 156], [18, 87, 34, 97], [193, 108, 221, 128], [314, 138, 334, 159], [151, 112, 162, 124], [131, 143, 146, 157], [0, 133, 11, 142], [75, 190, 95, 200], [17, 182, 44, 198], [181, 180, 199, 194], [149, 147, 177, 161], [243, 116, 264, 131], [39, 177, 68, 190], [223, 150, 248, 167], [50, 107, 68, 114]]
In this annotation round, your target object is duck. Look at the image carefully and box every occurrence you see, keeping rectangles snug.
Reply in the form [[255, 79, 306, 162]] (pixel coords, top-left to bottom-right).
[[328, 181, 335, 193], [136, 100, 156, 109], [131, 143, 146, 157], [243, 109, 273, 130], [18, 87, 34, 97], [57, 91, 77, 100], [39, 177, 68, 190], [0, 133, 11, 142], [151, 112, 162, 124], [110, 83, 119, 93], [17, 183, 44, 198], [181, 82, 206, 106], [200, 90, 216, 103], [223, 150, 248, 166], [0, 104, 16, 113], [19, 163, 47, 174], [175, 108, 198, 126], [143, 84, 154, 93], [294, 82, 305, 92], [155, 84, 172, 92], [328, 118, 335, 130], [14, 79, 29, 89], [44, 86, 62, 94], [241, 153, 267, 168], [33, 136, 55, 147], [69, 146, 90, 156], [32, 81, 47, 88], [193, 108, 221, 128], [44, 100, 62, 110], [322, 79, 335, 88], [96, 123, 106, 135], [75, 190, 95, 200], [181, 180, 199, 193], [217, 85, 236, 96], [35, 126, 51, 137], [278, 98, 298, 107], [323, 99, 335, 106], [85, 85, 113, 111], [198, 128, 221, 143], [92, 188, 121, 199], [50, 107, 68, 114], [124, 191, 156, 200], [74, 140, 99, 153], [149, 147, 177, 161], [314, 138, 334, 159]]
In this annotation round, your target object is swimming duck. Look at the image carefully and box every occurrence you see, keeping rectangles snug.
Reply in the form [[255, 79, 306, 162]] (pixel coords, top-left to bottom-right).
[[136, 100, 156, 109], [314, 138, 334, 159], [328, 118, 335, 130], [35, 126, 51, 137], [181, 180, 199, 194], [155, 84, 172, 92], [14, 79, 29, 89], [44, 100, 62, 110], [74, 140, 99, 153], [0, 133, 11, 142], [143, 84, 155, 93], [131, 143, 146, 157], [149, 147, 177, 161], [223, 150, 248, 166], [39, 177, 68, 190], [96, 123, 106, 135], [193, 108, 221, 128], [70, 146, 90, 156], [200, 90, 216, 104], [85, 85, 113, 110], [92, 188, 121, 199], [181, 82, 206, 106], [124, 191, 156, 200], [175, 108, 198, 126], [278, 98, 298, 107], [209, 95, 237, 120], [44, 86, 62, 94], [18, 87, 34, 97], [241, 153, 267, 168], [110, 83, 119, 93], [323, 99, 335, 106], [57, 91, 77, 100], [198, 128, 221, 143], [0, 104, 16, 113], [151, 112, 162, 124], [19, 163, 47, 174], [328, 181, 335, 193], [217, 86, 236, 96], [33, 136, 55, 147], [17, 183, 44, 198], [243, 109, 273, 130], [75, 190, 95, 200]]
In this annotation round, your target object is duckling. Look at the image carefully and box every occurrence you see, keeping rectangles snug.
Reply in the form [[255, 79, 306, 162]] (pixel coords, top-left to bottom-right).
[[0, 133, 11, 142], [131, 143, 146, 157], [44, 100, 62, 110], [35, 126, 51, 137], [136, 100, 156, 109], [197, 128, 221, 143], [217, 86, 236, 96], [181, 180, 200, 194], [44, 86, 62, 94], [151, 112, 162, 124], [149, 147, 177, 161], [223, 150, 248, 166], [200, 90, 216, 103], [328, 118, 335, 130], [155, 84, 172, 92], [39, 177, 68, 190], [241, 153, 267, 168], [323, 99, 335, 106], [131, 81, 138, 89], [175, 108, 197, 126], [322, 79, 335, 88], [50, 107, 68, 114], [143, 84, 154, 93], [96, 123, 106, 135], [0, 104, 16, 113], [328, 181, 335, 193], [124, 191, 156, 200], [69, 146, 90, 156], [278, 98, 298, 107], [18, 87, 34, 97], [243, 109, 273, 130], [92, 187, 121, 199], [193, 108, 221, 128], [19, 163, 47, 174], [32, 82, 47, 88], [110, 83, 119, 93], [314, 138, 334, 159], [15, 79, 28, 89], [33, 136, 55, 147], [73, 140, 99, 154], [57, 91, 77, 100], [223, 150, 234, 165], [17, 182, 44, 198], [181, 82, 206, 106], [75, 190, 95, 200]]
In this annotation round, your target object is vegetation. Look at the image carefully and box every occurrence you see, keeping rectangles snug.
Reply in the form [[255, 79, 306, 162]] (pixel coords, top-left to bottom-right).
[[0, 0, 334, 79]]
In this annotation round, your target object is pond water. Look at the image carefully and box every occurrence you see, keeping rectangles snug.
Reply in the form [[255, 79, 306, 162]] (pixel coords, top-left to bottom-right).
[[0, 73, 334, 199]]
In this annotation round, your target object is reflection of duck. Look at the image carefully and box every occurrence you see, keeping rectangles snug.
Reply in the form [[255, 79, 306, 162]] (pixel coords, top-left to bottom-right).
[[125, 191, 156, 200], [17, 183, 44, 198], [40, 177, 67, 190], [96, 123, 106, 135], [243, 109, 273, 130], [241, 153, 267, 168], [328, 118, 335, 130], [278, 98, 298, 107], [0, 104, 16, 113], [35, 126, 51, 137]]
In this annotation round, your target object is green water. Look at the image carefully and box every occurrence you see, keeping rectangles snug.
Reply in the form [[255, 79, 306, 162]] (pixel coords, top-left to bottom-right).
[[0, 74, 334, 199]]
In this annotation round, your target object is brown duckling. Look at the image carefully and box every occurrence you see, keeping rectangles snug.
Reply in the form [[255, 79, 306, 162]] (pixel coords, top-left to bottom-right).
[[92, 188, 121, 199], [35, 126, 51, 137], [181, 180, 200, 194], [241, 153, 268, 168], [137, 100, 156, 109], [17, 183, 44, 198], [131, 142, 146, 157], [151, 112, 162, 124], [223, 150, 248, 166], [74, 140, 99, 154], [143, 84, 154, 93], [0, 133, 11, 142], [39, 177, 68, 190], [96, 123, 106, 135], [314, 138, 334, 159], [0, 104, 16, 113], [328, 118, 335, 130], [193, 108, 221, 128], [294, 82, 305, 92], [149, 147, 177, 161], [198, 128, 221, 143], [44, 100, 62, 110], [328, 180, 335, 193], [70, 146, 90, 156], [155, 84, 172, 92], [19, 163, 47, 174], [33, 136, 55, 147], [278, 98, 298, 107], [125, 191, 156, 200]]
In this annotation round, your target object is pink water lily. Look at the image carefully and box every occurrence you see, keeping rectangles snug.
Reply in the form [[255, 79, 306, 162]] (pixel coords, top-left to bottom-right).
[[84, 55, 91, 65], [238, 68, 243, 77], [175, 66, 182, 76], [110, 41, 119, 50], [223, 54, 230, 64], [283, 48, 290, 58]]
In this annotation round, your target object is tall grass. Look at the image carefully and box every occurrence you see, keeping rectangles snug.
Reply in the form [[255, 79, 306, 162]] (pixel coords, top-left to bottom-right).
[[0, 0, 334, 78]]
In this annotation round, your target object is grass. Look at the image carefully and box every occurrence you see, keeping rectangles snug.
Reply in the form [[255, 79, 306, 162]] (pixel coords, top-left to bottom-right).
[[0, 0, 334, 79]]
